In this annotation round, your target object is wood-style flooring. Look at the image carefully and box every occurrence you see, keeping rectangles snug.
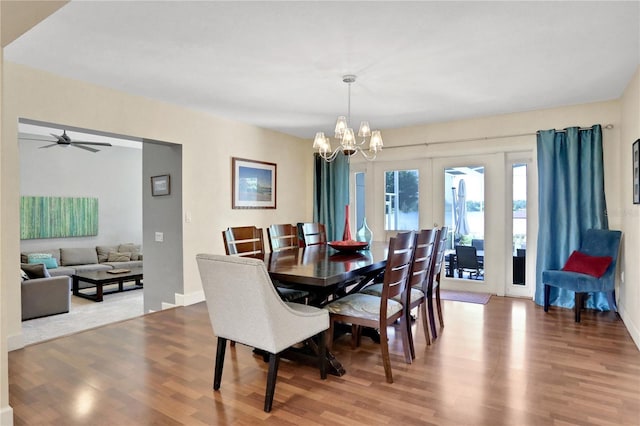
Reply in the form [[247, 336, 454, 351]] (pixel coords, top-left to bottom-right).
[[9, 296, 640, 425]]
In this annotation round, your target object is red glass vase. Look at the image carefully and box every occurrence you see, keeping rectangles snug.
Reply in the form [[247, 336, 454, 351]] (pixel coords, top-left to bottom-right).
[[342, 204, 352, 241]]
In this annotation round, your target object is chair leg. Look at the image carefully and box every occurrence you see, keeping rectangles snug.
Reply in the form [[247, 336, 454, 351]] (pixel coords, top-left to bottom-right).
[[264, 353, 280, 412], [406, 308, 416, 359], [574, 292, 584, 323], [419, 302, 432, 346], [435, 280, 444, 328], [379, 325, 393, 384], [317, 331, 327, 380], [427, 290, 438, 340], [544, 284, 551, 312], [213, 337, 227, 390], [400, 312, 412, 364]]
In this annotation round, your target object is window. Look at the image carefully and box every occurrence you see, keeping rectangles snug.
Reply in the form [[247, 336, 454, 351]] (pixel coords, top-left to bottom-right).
[[384, 169, 419, 231]]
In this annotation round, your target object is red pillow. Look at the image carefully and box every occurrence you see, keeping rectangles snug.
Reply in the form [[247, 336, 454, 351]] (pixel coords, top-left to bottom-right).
[[562, 250, 612, 278]]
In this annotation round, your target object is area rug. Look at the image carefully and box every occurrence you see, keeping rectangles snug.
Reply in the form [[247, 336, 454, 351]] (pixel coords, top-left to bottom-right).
[[438, 290, 491, 305], [21, 289, 144, 346]]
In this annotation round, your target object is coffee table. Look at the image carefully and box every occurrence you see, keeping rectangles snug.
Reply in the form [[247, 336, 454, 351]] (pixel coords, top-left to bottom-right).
[[72, 267, 143, 302]]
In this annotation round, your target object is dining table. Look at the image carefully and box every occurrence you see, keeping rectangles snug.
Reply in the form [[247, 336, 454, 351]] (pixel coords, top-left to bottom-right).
[[263, 241, 390, 375]]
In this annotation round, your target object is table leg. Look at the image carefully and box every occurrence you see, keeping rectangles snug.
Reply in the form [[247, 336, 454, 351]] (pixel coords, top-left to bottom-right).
[[72, 276, 79, 296], [118, 279, 124, 292], [96, 283, 103, 302]]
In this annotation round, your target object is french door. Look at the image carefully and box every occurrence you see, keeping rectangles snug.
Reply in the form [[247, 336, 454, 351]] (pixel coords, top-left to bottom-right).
[[351, 151, 535, 298]]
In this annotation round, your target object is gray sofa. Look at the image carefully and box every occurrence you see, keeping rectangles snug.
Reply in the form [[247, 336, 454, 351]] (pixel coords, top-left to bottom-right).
[[21, 275, 71, 320], [20, 243, 143, 277]]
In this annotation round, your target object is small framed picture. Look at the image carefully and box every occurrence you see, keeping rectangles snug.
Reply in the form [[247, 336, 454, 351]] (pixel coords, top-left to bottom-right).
[[151, 174, 170, 196], [232, 157, 276, 209], [634, 140, 640, 204]]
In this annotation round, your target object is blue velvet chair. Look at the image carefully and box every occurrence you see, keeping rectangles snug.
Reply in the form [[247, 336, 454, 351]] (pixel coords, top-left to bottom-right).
[[542, 229, 622, 322]]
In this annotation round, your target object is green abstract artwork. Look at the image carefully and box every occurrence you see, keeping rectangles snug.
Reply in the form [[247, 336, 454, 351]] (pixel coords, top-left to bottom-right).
[[20, 196, 98, 239]]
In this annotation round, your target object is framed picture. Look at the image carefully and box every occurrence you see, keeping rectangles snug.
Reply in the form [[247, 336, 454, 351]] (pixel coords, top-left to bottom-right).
[[232, 157, 276, 209], [151, 174, 171, 196], [634, 139, 640, 204]]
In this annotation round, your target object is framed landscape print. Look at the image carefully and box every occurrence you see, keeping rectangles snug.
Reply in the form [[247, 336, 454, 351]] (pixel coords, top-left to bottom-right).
[[232, 157, 276, 209], [634, 139, 639, 204]]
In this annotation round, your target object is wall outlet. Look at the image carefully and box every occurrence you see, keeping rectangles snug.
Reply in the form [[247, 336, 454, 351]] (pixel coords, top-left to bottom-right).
[[155, 232, 164, 242]]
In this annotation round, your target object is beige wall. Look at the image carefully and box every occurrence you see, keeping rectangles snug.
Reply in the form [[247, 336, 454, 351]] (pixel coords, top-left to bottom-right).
[[2, 63, 314, 349], [619, 67, 640, 347]]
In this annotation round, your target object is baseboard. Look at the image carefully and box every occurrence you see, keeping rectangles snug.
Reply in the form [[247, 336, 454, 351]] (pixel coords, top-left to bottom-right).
[[0, 405, 14, 426], [175, 290, 204, 307], [7, 332, 23, 352], [619, 304, 640, 351]]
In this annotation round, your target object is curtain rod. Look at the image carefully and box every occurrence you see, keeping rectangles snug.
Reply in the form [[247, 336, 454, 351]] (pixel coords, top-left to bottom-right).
[[385, 123, 614, 149]]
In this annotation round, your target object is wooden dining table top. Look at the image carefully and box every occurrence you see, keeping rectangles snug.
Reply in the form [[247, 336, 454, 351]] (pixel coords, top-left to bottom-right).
[[265, 241, 389, 289]]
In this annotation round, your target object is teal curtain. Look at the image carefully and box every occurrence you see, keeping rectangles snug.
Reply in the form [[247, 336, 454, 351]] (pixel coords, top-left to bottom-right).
[[313, 152, 349, 241], [535, 124, 611, 309]]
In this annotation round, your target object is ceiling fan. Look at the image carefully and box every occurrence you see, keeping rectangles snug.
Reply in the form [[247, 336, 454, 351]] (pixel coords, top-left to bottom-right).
[[20, 130, 112, 153]]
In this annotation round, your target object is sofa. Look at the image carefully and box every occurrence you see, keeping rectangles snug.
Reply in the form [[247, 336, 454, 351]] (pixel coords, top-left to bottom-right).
[[21, 274, 71, 321], [20, 243, 143, 277]]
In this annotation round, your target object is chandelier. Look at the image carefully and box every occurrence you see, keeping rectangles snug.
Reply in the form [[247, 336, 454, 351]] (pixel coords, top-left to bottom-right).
[[313, 75, 383, 162]]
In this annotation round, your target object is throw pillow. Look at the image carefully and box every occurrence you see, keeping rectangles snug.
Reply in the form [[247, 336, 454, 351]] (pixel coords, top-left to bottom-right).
[[20, 263, 51, 279], [96, 245, 118, 263], [20, 269, 30, 281], [27, 253, 52, 262], [118, 243, 140, 254], [27, 256, 58, 269], [107, 251, 131, 262], [562, 250, 613, 278]]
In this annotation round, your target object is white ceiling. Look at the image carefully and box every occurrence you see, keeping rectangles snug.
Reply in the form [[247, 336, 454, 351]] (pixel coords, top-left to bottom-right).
[[5, 1, 640, 141]]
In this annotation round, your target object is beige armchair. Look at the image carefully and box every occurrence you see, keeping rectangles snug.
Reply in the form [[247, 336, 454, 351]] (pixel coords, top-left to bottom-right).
[[196, 253, 329, 412]]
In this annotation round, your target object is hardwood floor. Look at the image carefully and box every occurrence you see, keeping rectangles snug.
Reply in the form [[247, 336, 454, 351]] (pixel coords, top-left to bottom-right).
[[9, 297, 640, 425]]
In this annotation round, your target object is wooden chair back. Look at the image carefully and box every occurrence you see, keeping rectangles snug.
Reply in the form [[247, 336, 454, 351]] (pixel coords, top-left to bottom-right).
[[381, 231, 416, 305], [408, 229, 437, 294], [222, 226, 265, 257], [267, 224, 299, 252], [297, 222, 327, 247], [431, 226, 448, 281]]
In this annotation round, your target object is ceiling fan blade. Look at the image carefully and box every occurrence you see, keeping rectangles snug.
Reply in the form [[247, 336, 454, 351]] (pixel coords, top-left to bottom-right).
[[71, 144, 100, 153], [70, 141, 112, 146], [38, 143, 59, 149], [20, 136, 57, 142], [50, 132, 66, 142]]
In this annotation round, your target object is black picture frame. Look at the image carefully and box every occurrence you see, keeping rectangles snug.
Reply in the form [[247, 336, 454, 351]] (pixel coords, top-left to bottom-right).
[[634, 140, 640, 204], [151, 174, 171, 196]]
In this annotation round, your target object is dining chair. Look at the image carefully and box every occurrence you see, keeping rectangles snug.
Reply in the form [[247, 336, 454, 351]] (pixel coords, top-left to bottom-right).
[[427, 226, 448, 342], [455, 245, 482, 279], [196, 254, 329, 412], [297, 222, 327, 247], [324, 231, 416, 383], [222, 226, 308, 302], [542, 229, 622, 322], [222, 226, 265, 257], [267, 224, 300, 252], [360, 229, 436, 357]]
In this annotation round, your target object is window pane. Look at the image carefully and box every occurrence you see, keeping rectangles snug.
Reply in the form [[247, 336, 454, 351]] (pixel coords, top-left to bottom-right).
[[513, 163, 527, 285], [384, 169, 419, 231], [444, 166, 484, 280]]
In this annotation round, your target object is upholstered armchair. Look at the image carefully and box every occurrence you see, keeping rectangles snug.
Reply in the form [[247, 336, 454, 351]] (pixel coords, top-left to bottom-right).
[[196, 254, 329, 412], [542, 229, 622, 322]]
